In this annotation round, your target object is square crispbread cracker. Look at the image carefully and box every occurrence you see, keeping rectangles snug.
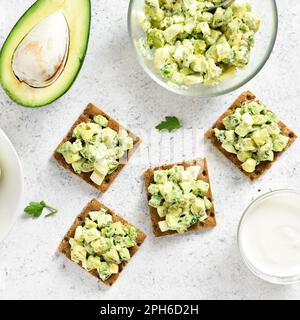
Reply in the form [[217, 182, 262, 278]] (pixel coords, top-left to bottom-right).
[[205, 91, 297, 180], [58, 199, 146, 286], [53, 103, 141, 192], [144, 158, 216, 237]]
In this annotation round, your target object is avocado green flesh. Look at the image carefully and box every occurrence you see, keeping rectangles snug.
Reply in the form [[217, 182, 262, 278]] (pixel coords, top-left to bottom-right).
[[69, 208, 138, 281], [214, 100, 290, 173], [0, 0, 91, 108]]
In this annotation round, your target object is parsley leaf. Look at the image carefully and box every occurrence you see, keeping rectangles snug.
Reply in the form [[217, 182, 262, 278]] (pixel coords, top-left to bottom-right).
[[155, 116, 182, 132], [24, 201, 58, 218]]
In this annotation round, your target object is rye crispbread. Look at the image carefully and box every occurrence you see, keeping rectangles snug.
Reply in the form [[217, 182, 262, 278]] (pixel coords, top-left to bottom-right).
[[144, 158, 216, 237], [58, 199, 146, 286], [205, 91, 297, 180], [54, 103, 141, 192]]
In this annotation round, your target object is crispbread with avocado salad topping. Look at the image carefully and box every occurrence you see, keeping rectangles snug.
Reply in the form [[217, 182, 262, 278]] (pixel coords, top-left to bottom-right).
[[58, 199, 146, 286], [205, 91, 297, 180], [54, 103, 141, 192], [144, 158, 216, 237]]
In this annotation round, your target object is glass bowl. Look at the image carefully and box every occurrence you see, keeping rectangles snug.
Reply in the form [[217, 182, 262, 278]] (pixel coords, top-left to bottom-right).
[[128, 0, 278, 97], [237, 190, 300, 285]]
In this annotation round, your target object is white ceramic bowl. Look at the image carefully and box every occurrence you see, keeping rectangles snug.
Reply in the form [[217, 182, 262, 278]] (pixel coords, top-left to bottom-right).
[[0, 128, 24, 242]]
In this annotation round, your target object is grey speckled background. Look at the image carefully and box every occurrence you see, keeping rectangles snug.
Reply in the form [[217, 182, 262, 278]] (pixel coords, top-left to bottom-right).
[[0, 0, 300, 300]]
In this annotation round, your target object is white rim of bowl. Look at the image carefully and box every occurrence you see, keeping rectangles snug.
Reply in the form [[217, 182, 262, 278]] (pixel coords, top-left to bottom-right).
[[127, 0, 279, 97], [0, 128, 24, 242], [237, 189, 300, 285]]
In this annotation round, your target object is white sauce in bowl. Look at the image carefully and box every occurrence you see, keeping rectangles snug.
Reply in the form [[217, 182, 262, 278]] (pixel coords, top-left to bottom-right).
[[239, 190, 300, 282]]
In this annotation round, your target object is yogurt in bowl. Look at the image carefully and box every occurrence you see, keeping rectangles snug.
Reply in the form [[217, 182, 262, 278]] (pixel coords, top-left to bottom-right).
[[238, 190, 300, 284], [0, 128, 24, 242]]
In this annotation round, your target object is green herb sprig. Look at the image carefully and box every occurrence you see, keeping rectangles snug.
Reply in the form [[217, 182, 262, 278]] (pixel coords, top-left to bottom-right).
[[24, 201, 58, 218], [156, 116, 182, 132]]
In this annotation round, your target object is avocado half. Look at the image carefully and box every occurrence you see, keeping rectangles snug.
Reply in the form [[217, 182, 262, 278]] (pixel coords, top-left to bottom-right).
[[0, 0, 91, 108]]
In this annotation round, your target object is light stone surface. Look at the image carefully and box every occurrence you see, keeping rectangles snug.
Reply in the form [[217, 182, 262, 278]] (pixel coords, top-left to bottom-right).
[[0, 0, 300, 300]]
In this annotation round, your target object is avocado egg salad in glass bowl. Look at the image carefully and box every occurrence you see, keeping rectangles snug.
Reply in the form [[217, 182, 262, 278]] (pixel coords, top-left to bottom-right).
[[128, 0, 278, 97]]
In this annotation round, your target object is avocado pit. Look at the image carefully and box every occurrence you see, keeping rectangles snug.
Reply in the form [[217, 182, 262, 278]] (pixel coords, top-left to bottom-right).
[[12, 11, 69, 88]]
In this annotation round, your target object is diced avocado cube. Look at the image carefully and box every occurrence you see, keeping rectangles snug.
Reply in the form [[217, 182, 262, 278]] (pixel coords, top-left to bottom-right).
[[237, 151, 252, 163], [157, 205, 167, 218], [80, 123, 101, 142], [84, 242, 94, 255], [179, 181, 193, 194], [148, 183, 160, 195], [72, 139, 83, 153], [97, 213, 112, 228], [165, 214, 180, 230], [108, 160, 119, 174], [110, 222, 127, 236], [80, 144, 98, 162], [85, 256, 102, 271], [149, 194, 163, 208], [191, 198, 206, 215], [158, 220, 169, 233], [252, 128, 270, 146], [225, 130, 236, 143], [197, 22, 211, 36], [117, 247, 131, 262], [158, 181, 173, 198], [252, 114, 267, 125], [257, 149, 274, 162], [90, 170, 105, 186], [222, 142, 237, 154], [108, 263, 119, 274], [118, 129, 128, 141], [115, 146, 125, 160], [192, 180, 209, 196], [163, 24, 184, 43], [241, 101, 264, 115], [164, 185, 183, 203], [212, 7, 226, 28], [89, 211, 100, 221], [101, 128, 118, 148], [235, 123, 253, 137], [236, 138, 256, 152], [186, 166, 200, 180], [74, 226, 84, 242], [194, 39, 206, 54], [223, 114, 241, 130], [168, 165, 184, 182], [198, 212, 208, 222], [94, 160, 109, 176], [242, 113, 254, 126], [70, 244, 87, 263], [265, 123, 281, 137], [241, 158, 257, 173], [83, 227, 101, 243], [71, 159, 84, 173], [114, 235, 136, 249], [204, 197, 212, 209], [147, 28, 165, 48], [64, 152, 82, 164], [102, 248, 121, 264], [204, 29, 222, 46], [154, 170, 169, 183], [90, 237, 112, 254], [122, 137, 134, 151], [93, 115, 108, 127], [214, 128, 226, 143], [273, 134, 289, 152], [97, 262, 111, 281], [84, 218, 98, 229]]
